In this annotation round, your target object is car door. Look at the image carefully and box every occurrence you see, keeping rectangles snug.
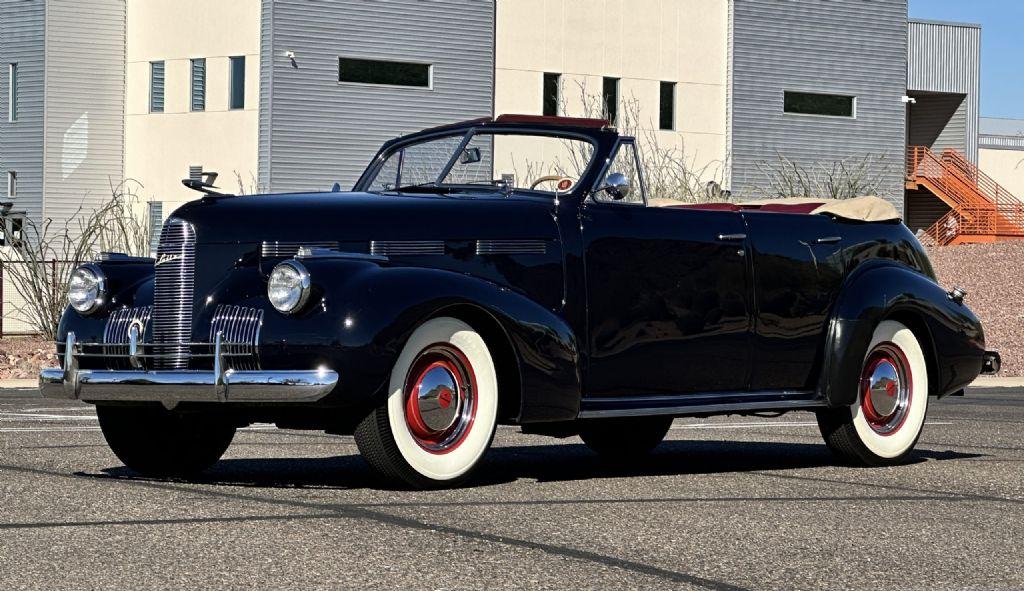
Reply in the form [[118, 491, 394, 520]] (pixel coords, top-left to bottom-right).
[[581, 139, 753, 398], [741, 211, 846, 391]]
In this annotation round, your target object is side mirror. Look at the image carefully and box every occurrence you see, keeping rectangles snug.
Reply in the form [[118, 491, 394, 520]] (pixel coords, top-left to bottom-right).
[[598, 172, 631, 200], [460, 147, 482, 165]]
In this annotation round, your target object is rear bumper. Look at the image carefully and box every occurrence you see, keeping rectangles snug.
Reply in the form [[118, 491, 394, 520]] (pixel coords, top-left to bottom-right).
[[982, 350, 1001, 375], [39, 331, 338, 404]]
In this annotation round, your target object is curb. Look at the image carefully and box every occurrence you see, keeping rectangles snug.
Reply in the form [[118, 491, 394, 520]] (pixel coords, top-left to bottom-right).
[[0, 379, 38, 389], [970, 376, 1024, 388]]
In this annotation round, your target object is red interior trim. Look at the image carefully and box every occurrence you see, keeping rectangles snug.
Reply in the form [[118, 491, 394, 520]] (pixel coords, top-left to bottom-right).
[[495, 114, 610, 128]]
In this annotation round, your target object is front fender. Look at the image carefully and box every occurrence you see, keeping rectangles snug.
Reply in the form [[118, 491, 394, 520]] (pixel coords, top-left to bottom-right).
[[821, 260, 985, 407], [257, 257, 581, 421]]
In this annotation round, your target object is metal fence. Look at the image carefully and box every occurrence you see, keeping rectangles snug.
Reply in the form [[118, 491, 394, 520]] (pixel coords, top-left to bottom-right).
[[0, 260, 75, 338]]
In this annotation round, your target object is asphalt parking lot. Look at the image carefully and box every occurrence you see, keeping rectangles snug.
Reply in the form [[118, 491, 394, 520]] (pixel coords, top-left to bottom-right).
[[1, 387, 1021, 590]]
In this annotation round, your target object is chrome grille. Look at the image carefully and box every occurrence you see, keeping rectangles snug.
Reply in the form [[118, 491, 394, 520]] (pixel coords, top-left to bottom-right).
[[209, 304, 264, 370], [370, 240, 445, 256], [476, 239, 547, 255], [261, 241, 339, 258], [102, 306, 152, 368], [152, 218, 196, 369]]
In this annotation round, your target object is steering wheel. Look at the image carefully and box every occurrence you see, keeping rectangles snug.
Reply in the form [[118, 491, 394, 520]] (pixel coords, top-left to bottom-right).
[[529, 175, 576, 191]]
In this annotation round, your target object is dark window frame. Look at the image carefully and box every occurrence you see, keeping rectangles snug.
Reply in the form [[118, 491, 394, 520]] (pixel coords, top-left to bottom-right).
[[783, 91, 856, 118], [543, 72, 560, 117], [338, 57, 432, 89], [229, 56, 246, 110], [7, 170, 15, 198], [150, 61, 165, 113], [659, 81, 676, 130], [191, 58, 206, 112], [9, 63, 18, 122], [602, 77, 620, 126]]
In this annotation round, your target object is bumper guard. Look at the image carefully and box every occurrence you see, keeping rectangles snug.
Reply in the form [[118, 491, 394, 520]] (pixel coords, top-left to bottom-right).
[[39, 331, 338, 404]]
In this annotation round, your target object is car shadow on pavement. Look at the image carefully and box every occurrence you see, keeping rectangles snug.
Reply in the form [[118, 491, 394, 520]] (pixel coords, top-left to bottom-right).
[[88, 439, 984, 491]]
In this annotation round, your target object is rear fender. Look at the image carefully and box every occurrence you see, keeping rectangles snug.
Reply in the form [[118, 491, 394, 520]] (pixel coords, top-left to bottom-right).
[[821, 260, 985, 407]]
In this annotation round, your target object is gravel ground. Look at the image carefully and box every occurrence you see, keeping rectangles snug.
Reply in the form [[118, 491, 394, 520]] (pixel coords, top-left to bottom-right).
[[0, 336, 54, 380], [928, 242, 1024, 376]]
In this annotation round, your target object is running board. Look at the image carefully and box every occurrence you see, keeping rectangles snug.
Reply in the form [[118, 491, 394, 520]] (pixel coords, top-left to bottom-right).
[[577, 391, 825, 419]]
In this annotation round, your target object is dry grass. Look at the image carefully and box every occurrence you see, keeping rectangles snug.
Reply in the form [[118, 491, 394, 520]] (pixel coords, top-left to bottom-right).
[[928, 242, 1024, 377]]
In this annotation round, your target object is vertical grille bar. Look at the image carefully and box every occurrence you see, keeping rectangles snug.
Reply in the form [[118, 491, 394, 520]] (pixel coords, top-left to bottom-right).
[[152, 218, 196, 369]]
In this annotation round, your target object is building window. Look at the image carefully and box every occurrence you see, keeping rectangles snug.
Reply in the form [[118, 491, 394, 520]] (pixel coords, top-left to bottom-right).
[[10, 217, 22, 242], [783, 91, 856, 118], [339, 57, 431, 88], [7, 171, 15, 198], [147, 201, 163, 255], [150, 61, 165, 113], [229, 56, 246, 110], [543, 73, 560, 117], [9, 63, 18, 122], [191, 58, 206, 111], [659, 82, 676, 130], [602, 77, 619, 125]]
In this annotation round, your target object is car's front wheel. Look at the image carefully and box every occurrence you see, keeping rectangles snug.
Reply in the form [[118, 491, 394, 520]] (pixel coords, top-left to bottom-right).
[[96, 405, 236, 477], [354, 317, 499, 489], [817, 320, 929, 466]]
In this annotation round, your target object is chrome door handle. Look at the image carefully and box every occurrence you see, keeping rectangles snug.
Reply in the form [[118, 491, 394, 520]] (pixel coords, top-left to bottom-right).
[[717, 233, 747, 242], [813, 236, 842, 245]]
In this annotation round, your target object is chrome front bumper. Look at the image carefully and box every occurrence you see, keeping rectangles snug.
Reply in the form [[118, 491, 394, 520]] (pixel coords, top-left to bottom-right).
[[39, 332, 338, 404]]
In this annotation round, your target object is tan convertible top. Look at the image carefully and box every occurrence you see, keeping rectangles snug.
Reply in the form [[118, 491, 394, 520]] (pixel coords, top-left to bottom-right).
[[739, 196, 901, 222], [648, 195, 901, 223]]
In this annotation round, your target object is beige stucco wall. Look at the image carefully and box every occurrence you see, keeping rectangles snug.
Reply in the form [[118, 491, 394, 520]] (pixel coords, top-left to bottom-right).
[[979, 148, 1024, 199], [495, 0, 729, 194], [125, 0, 261, 216]]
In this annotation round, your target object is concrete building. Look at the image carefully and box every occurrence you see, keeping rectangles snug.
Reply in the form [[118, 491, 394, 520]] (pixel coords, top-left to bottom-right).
[[1, 0, 1016, 248]]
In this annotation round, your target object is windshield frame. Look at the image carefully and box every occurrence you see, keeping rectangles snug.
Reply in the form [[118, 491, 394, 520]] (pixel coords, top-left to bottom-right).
[[354, 126, 605, 197]]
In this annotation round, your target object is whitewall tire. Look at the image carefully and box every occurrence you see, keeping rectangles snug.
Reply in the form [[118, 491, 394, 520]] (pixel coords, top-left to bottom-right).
[[817, 320, 929, 466], [355, 317, 499, 488]]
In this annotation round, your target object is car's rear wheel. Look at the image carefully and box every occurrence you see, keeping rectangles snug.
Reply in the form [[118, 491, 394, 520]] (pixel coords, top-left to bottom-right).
[[354, 317, 499, 489], [817, 320, 929, 466], [579, 416, 673, 458], [96, 405, 236, 477]]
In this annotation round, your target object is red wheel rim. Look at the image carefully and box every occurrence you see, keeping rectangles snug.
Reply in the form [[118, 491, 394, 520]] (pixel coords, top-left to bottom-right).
[[403, 343, 477, 454], [859, 342, 913, 436]]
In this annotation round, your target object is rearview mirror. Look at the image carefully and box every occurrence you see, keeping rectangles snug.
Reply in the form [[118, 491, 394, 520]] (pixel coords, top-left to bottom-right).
[[460, 147, 482, 165], [598, 172, 631, 200]]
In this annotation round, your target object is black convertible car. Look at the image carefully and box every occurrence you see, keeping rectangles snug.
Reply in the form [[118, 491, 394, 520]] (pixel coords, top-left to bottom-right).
[[41, 115, 999, 488]]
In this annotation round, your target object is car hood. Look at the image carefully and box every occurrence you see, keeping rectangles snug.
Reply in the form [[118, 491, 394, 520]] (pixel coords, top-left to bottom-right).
[[170, 191, 560, 244]]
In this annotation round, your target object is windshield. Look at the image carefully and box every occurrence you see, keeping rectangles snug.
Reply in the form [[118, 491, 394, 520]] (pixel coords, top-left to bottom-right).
[[364, 130, 597, 195]]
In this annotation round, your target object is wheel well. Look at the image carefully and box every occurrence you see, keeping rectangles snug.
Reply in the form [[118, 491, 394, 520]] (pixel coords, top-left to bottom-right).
[[430, 304, 522, 423], [884, 310, 939, 397]]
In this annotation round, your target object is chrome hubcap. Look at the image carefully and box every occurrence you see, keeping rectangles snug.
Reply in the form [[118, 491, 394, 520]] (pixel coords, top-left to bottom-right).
[[860, 344, 912, 435], [404, 345, 476, 453]]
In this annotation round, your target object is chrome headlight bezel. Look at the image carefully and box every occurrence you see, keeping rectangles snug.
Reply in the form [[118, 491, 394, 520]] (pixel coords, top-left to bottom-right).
[[67, 263, 107, 315], [268, 260, 311, 314]]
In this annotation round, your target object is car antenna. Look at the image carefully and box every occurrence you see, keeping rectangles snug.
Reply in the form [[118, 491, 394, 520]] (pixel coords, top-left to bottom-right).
[[182, 172, 233, 197]]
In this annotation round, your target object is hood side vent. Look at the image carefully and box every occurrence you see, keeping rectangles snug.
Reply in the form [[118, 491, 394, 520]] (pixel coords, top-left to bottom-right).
[[370, 240, 444, 256], [476, 239, 547, 255]]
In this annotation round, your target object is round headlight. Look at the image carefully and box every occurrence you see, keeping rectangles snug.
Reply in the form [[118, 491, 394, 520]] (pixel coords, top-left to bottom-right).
[[268, 261, 311, 314], [68, 264, 106, 314]]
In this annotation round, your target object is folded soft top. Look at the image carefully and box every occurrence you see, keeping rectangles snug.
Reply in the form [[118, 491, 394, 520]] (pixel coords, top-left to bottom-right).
[[647, 195, 901, 223]]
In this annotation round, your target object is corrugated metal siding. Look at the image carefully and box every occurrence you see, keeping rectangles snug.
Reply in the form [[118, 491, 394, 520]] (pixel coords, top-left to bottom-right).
[[0, 0, 46, 225], [907, 91, 966, 154], [980, 135, 1024, 151], [42, 0, 125, 224], [258, 0, 495, 192], [907, 20, 981, 161], [728, 0, 909, 209]]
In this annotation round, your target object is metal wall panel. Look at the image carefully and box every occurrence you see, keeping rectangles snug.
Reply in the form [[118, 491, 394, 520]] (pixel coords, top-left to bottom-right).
[[0, 0, 46, 224], [907, 20, 981, 161], [907, 91, 967, 155], [42, 0, 126, 225], [728, 0, 909, 208], [258, 0, 495, 193]]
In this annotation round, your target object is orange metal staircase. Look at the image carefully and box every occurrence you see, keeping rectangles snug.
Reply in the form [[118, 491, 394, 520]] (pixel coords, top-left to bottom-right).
[[906, 146, 1024, 246]]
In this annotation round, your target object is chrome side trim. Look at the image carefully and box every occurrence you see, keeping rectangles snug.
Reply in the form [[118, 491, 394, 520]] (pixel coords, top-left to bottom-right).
[[261, 241, 339, 258], [370, 240, 445, 256], [476, 239, 547, 255], [576, 392, 824, 419]]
